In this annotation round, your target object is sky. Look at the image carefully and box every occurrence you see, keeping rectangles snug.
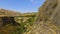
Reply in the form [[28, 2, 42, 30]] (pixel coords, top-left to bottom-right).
[[0, 0, 45, 13]]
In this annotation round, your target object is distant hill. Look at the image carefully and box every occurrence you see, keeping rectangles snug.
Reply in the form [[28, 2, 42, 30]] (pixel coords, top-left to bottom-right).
[[0, 9, 21, 17], [21, 12, 37, 17], [0, 9, 37, 17]]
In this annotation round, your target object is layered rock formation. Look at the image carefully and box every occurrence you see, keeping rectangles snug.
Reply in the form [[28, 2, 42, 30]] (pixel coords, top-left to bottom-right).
[[0, 9, 21, 34], [0, 9, 21, 26], [26, 0, 60, 34]]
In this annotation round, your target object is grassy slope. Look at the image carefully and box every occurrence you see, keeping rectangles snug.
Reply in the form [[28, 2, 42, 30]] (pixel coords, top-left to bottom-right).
[[0, 9, 21, 17], [0, 9, 37, 34]]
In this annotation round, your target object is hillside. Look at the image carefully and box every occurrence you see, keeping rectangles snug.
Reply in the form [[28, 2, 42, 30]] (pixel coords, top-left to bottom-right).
[[0, 9, 37, 34], [0, 9, 21, 17], [26, 0, 60, 34], [21, 12, 37, 16]]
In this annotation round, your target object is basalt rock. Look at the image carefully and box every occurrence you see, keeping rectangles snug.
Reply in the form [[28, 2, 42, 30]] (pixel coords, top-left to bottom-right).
[[1, 17, 20, 26], [0, 9, 21, 26], [26, 0, 60, 34]]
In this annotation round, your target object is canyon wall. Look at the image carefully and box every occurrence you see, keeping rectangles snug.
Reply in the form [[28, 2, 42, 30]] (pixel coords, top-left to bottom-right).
[[26, 0, 60, 34]]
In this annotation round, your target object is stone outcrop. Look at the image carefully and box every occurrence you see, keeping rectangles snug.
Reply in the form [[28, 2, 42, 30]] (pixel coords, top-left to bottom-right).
[[26, 0, 60, 34], [0, 9, 21, 34], [0, 9, 21, 26], [1, 17, 20, 26]]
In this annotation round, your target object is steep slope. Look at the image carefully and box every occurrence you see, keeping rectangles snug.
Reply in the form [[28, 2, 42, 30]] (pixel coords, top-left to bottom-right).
[[26, 0, 60, 34]]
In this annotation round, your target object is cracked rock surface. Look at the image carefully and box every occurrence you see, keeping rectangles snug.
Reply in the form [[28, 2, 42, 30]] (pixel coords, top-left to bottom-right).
[[26, 0, 60, 34]]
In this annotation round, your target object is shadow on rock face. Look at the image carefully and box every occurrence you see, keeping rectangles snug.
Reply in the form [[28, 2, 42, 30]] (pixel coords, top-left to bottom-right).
[[1, 17, 20, 26]]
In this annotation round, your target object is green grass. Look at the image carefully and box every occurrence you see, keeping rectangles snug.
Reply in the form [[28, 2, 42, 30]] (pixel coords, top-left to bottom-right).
[[10, 16, 36, 34]]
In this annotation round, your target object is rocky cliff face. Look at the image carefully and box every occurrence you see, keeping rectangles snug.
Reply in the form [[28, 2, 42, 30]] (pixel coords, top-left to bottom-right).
[[26, 0, 60, 34], [0, 9, 21, 26], [0, 9, 21, 34]]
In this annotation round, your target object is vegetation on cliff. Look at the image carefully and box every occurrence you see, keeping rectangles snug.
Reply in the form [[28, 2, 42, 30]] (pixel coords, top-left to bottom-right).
[[0, 9, 37, 34]]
